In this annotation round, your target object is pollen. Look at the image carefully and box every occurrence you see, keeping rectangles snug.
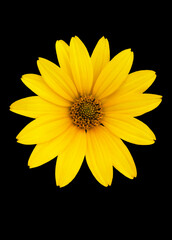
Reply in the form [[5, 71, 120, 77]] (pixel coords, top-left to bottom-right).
[[69, 95, 103, 130]]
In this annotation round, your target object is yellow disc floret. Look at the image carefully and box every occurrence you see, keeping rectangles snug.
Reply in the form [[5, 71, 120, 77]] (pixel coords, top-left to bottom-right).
[[70, 95, 103, 130]]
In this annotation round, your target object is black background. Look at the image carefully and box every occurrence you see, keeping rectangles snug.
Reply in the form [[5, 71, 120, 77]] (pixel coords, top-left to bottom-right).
[[5, 2, 170, 230]]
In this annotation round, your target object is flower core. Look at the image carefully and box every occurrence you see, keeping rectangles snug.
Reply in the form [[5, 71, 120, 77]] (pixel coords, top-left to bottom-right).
[[69, 95, 103, 130]]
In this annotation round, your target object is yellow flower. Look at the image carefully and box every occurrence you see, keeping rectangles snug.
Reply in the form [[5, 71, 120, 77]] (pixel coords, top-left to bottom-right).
[[10, 36, 162, 187]]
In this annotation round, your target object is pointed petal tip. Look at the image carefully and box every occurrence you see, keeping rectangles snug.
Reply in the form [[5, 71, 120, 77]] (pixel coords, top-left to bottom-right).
[[126, 48, 132, 52], [108, 182, 113, 187], [148, 139, 156, 145], [21, 75, 25, 81], [131, 51, 134, 61], [16, 139, 21, 144], [126, 166, 137, 179], [134, 169, 137, 178], [151, 130, 156, 141], [37, 59, 44, 69], [71, 36, 82, 44], [21, 74, 32, 83], [16, 138, 24, 144], [28, 164, 33, 169], [69, 36, 75, 45], [9, 101, 19, 112], [121, 48, 134, 58], [9, 103, 13, 111], [56, 183, 64, 189], [101, 36, 109, 43], [154, 134, 156, 141], [55, 40, 63, 49], [36, 59, 40, 68], [147, 133, 156, 144], [16, 136, 27, 145], [128, 170, 137, 179], [55, 39, 59, 44], [101, 182, 109, 187], [37, 57, 44, 62], [56, 181, 64, 188], [149, 70, 156, 76], [74, 35, 80, 39], [71, 35, 78, 41]]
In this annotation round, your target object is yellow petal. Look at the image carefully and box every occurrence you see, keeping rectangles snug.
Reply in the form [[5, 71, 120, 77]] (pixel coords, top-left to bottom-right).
[[28, 124, 79, 168], [91, 37, 110, 86], [103, 114, 156, 145], [10, 96, 67, 118], [21, 74, 70, 107], [92, 49, 134, 99], [86, 127, 113, 187], [37, 58, 78, 101], [116, 70, 157, 95], [104, 94, 162, 117], [55, 128, 86, 188], [69, 36, 93, 95], [17, 115, 71, 145], [99, 127, 137, 179], [55, 40, 73, 79]]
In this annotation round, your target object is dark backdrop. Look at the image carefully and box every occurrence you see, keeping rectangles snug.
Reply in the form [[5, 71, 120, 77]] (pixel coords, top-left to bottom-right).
[[5, 2, 169, 231]]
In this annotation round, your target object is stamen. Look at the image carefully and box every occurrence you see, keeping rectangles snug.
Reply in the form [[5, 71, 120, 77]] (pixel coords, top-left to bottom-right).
[[69, 95, 103, 130]]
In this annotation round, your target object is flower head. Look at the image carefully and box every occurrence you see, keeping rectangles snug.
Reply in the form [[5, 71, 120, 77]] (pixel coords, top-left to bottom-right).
[[10, 36, 162, 187]]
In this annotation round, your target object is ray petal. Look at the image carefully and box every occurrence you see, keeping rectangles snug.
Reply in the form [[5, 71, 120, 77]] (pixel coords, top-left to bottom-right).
[[86, 127, 113, 187], [99, 127, 137, 179], [21, 74, 70, 107], [10, 96, 67, 118], [37, 58, 78, 101], [93, 49, 134, 99], [103, 93, 162, 117], [17, 115, 71, 145], [91, 37, 110, 87], [116, 70, 157, 95], [28, 124, 79, 168], [55, 129, 86, 187], [103, 114, 156, 145], [69, 36, 93, 95]]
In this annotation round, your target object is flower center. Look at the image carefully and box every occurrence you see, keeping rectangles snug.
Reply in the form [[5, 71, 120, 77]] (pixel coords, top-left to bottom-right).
[[69, 95, 103, 130]]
